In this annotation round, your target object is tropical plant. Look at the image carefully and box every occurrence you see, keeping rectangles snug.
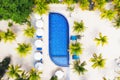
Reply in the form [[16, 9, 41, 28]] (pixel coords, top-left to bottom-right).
[[69, 42, 83, 55], [8, 22, 13, 27], [90, 53, 106, 69], [67, 6, 74, 12], [50, 75, 58, 80], [73, 20, 86, 33], [67, 5, 75, 17], [102, 77, 110, 80], [28, 68, 41, 80], [93, 0, 107, 10], [0, 29, 16, 42], [94, 33, 108, 46], [0, 0, 34, 24], [73, 60, 87, 75], [101, 9, 117, 21], [63, 0, 76, 6], [113, 0, 120, 14], [113, 16, 120, 29], [114, 76, 120, 80], [24, 26, 36, 38], [47, 0, 60, 3], [79, 0, 89, 10], [16, 43, 32, 57], [34, 0, 49, 15], [7, 64, 42, 80], [103, 77, 107, 80], [15, 71, 28, 80], [7, 65, 22, 79]]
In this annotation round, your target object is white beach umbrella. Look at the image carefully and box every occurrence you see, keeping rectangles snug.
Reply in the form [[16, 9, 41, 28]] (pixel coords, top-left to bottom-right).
[[36, 20, 43, 28], [55, 70, 64, 79], [34, 40, 43, 47], [34, 52, 42, 60], [36, 29, 43, 36], [35, 62, 43, 71]]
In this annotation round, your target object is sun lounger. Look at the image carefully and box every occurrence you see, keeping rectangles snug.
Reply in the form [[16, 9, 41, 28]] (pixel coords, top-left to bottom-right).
[[36, 35, 42, 39], [72, 54, 80, 60], [70, 35, 77, 41], [36, 47, 42, 51]]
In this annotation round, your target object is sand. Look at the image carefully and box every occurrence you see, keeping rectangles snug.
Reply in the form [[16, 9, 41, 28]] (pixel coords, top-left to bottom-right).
[[0, 3, 120, 80]]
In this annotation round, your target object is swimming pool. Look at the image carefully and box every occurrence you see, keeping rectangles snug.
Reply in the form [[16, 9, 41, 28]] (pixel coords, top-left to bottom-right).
[[49, 12, 69, 67]]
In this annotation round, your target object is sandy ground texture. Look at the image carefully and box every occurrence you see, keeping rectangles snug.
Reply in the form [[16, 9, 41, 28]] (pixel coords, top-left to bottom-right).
[[0, 3, 120, 80]]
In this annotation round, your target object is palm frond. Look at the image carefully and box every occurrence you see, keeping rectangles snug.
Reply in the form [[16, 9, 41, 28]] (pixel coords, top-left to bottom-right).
[[79, 0, 89, 10], [73, 60, 87, 75], [29, 68, 42, 80], [33, 0, 49, 15], [113, 16, 120, 29], [101, 9, 117, 21], [24, 26, 36, 38], [94, 33, 108, 46], [1, 29, 16, 42], [16, 43, 32, 57], [90, 53, 106, 69], [69, 42, 83, 55], [73, 21, 86, 33], [7, 65, 22, 79]]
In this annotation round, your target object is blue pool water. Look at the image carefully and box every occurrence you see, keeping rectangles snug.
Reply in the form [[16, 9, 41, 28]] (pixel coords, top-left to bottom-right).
[[49, 12, 69, 67]]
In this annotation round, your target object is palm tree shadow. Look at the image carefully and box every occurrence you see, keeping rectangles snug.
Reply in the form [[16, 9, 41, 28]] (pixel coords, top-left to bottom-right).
[[0, 56, 11, 79]]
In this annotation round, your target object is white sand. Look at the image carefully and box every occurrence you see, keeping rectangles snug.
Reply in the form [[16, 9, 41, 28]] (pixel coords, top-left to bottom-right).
[[0, 3, 120, 80], [49, 4, 120, 80]]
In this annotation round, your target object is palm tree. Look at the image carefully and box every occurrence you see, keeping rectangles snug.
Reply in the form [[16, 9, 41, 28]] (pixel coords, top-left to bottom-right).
[[0, 29, 16, 42], [69, 42, 83, 55], [50, 75, 58, 80], [101, 9, 117, 21], [93, 0, 106, 10], [47, 0, 60, 3], [15, 71, 29, 80], [63, 0, 75, 6], [102, 77, 110, 80], [7, 65, 22, 79], [114, 76, 120, 80], [94, 33, 108, 46], [73, 20, 86, 33], [73, 60, 87, 75], [67, 5, 75, 17], [113, 0, 120, 15], [24, 26, 36, 38], [90, 53, 106, 69], [103, 77, 107, 80], [113, 16, 120, 29], [67, 6, 74, 12], [79, 0, 89, 10], [16, 43, 32, 57], [28, 68, 42, 80], [8, 22, 13, 27], [34, 0, 49, 15]]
